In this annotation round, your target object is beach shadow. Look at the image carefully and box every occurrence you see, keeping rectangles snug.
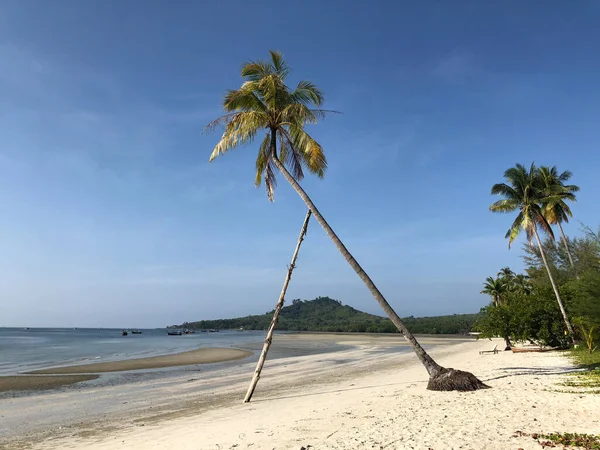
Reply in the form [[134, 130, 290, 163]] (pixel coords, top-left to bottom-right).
[[250, 380, 426, 403], [483, 366, 582, 382]]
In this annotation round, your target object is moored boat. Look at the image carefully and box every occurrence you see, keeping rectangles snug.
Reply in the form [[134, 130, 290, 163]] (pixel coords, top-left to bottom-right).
[[167, 330, 183, 336], [511, 347, 554, 353]]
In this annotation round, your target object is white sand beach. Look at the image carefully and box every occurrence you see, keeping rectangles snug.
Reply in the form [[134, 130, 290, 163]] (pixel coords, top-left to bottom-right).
[[2, 336, 598, 450]]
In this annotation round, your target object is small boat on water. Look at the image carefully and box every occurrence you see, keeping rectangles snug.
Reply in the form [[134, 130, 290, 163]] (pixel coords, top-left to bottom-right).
[[167, 330, 183, 336], [183, 329, 195, 334], [122, 330, 128, 336], [208, 329, 219, 333], [131, 330, 143, 334]]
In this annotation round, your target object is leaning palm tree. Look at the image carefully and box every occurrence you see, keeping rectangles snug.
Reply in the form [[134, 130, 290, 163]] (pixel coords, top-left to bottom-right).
[[489, 163, 575, 340], [538, 166, 579, 270], [206, 50, 488, 391]]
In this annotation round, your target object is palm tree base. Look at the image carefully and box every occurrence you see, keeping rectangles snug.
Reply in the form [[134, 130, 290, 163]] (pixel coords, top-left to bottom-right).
[[427, 367, 490, 391]]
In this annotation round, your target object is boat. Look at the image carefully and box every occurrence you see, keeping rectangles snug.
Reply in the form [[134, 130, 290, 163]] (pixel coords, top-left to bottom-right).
[[167, 330, 183, 336], [122, 330, 128, 336], [131, 330, 143, 334], [511, 347, 554, 353], [183, 329, 195, 334], [208, 329, 219, 333]]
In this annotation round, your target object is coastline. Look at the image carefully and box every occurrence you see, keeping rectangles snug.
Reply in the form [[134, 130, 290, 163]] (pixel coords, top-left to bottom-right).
[[3, 335, 597, 450]]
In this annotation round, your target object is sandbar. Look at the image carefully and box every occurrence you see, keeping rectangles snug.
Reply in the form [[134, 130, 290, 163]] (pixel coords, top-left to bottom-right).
[[0, 375, 99, 392], [26, 347, 252, 374]]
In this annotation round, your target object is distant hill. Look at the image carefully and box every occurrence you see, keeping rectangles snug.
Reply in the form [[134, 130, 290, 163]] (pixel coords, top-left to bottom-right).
[[171, 296, 480, 335]]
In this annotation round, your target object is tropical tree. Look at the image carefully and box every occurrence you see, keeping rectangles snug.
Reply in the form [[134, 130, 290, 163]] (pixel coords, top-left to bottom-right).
[[489, 163, 575, 341], [498, 267, 515, 282], [481, 276, 507, 306], [480, 276, 512, 349], [206, 50, 488, 391], [538, 166, 579, 270], [513, 273, 532, 295]]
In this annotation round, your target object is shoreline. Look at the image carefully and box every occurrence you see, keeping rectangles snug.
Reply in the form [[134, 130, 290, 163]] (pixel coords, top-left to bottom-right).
[[2, 337, 598, 450], [24, 347, 253, 375]]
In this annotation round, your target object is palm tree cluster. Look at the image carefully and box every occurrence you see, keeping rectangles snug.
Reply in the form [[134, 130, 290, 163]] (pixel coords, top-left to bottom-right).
[[481, 268, 532, 307], [480, 267, 533, 349], [489, 163, 579, 341], [207, 50, 489, 395]]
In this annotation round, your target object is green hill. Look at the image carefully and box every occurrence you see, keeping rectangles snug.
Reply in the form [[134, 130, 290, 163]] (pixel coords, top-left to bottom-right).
[[172, 296, 480, 334]]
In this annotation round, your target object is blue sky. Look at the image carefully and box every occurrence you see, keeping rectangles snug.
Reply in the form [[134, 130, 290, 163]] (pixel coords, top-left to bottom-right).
[[1, 1, 599, 327]]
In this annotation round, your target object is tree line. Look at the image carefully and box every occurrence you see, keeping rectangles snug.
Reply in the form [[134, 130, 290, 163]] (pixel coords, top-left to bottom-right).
[[477, 164, 599, 351], [173, 296, 481, 335]]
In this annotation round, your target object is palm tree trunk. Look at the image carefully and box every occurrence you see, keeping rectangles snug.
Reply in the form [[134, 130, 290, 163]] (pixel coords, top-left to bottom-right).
[[243, 210, 311, 403], [533, 227, 576, 342], [272, 158, 488, 391], [557, 222, 576, 271]]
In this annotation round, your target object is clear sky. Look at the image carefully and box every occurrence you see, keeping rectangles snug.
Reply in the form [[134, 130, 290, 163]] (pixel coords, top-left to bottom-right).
[[1, 1, 599, 328]]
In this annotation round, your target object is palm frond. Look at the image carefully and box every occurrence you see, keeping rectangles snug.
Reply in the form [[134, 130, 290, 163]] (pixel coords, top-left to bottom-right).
[[490, 183, 518, 199], [224, 88, 267, 113], [278, 130, 304, 181], [290, 80, 324, 106], [489, 199, 519, 213], [286, 125, 327, 177], [254, 133, 271, 187], [505, 212, 524, 248], [209, 112, 266, 161], [269, 50, 290, 79]]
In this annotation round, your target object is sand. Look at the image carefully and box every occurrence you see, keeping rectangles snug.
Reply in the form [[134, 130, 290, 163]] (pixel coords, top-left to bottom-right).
[[2, 336, 599, 450], [0, 374, 99, 392], [25, 347, 253, 374]]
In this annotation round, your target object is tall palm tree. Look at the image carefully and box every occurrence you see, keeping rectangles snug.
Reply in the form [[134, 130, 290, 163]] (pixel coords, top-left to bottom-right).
[[206, 50, 487, 391], [480, 276, 507, 307], [538, 166, 579, 270], [480, 276, 511, 349], [489, 163, 575, 340]]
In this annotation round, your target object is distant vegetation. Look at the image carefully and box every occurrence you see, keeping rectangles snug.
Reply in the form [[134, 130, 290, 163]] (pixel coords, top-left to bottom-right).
[[171, 296, 480, 334], [476, 164, 599, 351]]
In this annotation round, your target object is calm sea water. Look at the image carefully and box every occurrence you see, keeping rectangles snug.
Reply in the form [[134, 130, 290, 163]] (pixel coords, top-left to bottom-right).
[[0, 327, 268, 376]]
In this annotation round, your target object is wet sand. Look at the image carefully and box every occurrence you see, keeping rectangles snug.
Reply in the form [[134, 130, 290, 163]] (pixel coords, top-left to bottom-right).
[[26, 347, 253, 375], [0, 375, 99, 392]]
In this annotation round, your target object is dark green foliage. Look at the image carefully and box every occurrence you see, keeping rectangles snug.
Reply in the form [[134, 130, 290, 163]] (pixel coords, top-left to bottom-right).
[[477, 222, 600, 348], [475, 291, 570, 348], [173, 297, 481, 334]]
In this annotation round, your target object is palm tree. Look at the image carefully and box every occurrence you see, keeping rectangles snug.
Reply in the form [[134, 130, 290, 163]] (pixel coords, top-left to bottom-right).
[[206, 50, 488, 391], [481, 276, 507, 307], [538, 166, 579, 270], [489, 163, 575, 340], [512, 273, 532, 295], [497, 267, 515, 283], [480, 276, 511, 349]]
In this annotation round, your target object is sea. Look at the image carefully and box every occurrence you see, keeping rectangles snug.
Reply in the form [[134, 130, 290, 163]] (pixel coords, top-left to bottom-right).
[[0, 327, 271, 376]]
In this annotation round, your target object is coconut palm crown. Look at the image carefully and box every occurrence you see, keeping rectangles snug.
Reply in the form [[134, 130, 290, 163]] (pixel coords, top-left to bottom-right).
[[489, 163, 557, 248], [205, 50, 334, 201]]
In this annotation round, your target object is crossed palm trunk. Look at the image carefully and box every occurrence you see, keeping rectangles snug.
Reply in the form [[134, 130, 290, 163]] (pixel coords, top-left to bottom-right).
[[272, 158, 489, 392], [244, 210, 312, 403]]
